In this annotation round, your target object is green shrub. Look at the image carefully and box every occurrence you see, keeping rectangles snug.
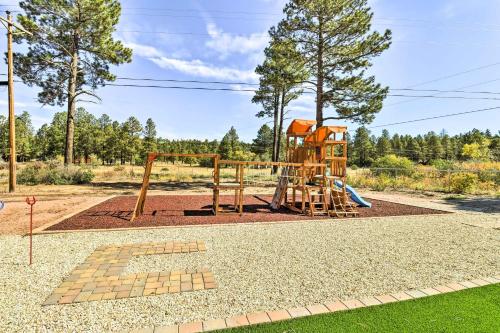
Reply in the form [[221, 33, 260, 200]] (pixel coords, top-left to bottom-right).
[[449, 173, 478, 194], [371, 174, 391, 191], [350, 164, 359, 170], [371, 154, 415, 177], [430, 159, 457, 171], [18, 162, 95, 185]]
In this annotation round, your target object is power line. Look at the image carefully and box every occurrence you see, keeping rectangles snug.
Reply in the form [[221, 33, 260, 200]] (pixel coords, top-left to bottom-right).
[[104, 83, 257, 92], [390, 88, 500, 95], [5, 73, 500, 100], [368, 106, 500, 129], [4, 4, 500, 30], [104, 82, 500, 100], [385, 75, 500, 108], [406, 62, 500, 89], [115, 76, 260, 86]]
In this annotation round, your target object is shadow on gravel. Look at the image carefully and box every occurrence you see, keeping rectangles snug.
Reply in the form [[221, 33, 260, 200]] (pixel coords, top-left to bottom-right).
[[442, 197, 500, 213]]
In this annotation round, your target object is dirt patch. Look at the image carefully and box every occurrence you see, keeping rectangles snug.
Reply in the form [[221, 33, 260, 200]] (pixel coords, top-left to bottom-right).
[[0, 196, 109, 235], [46, 195, 449, 231]]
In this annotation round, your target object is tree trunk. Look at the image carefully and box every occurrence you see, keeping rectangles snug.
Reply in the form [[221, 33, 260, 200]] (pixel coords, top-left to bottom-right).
[[277, 89, 286, 164], [316, 19, 324, 128], [64, 40, 79, 165], [271, 93, 280, 174]]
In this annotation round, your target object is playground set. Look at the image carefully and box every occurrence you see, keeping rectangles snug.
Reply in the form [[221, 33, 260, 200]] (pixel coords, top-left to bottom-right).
[[131, 119, 371, 222]]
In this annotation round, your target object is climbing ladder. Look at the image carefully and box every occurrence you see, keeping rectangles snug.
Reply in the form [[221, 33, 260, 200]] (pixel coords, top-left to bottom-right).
[[329, 188, 359, 218], [306, 186, 329, 216]]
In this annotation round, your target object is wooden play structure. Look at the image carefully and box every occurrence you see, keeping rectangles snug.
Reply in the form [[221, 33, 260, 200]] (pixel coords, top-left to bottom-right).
[[131, 119, 360, 222]]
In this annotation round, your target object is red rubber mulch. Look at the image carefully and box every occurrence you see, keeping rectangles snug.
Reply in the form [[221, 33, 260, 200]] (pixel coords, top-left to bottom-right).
[[45, 195, 449, 231]]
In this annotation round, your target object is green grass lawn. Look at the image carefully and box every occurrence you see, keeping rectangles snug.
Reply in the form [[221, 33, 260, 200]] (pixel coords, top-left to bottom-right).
[[218, 284, 499, 333]]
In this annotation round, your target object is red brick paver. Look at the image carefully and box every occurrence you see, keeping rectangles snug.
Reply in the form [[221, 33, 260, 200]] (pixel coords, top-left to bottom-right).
[[374, 294, 398, 304], [287, 307, 311, 318], [360, 296, 382, 306], [225, 315, 249, 328], [342, 299, 365, 309], [420, 288, 440, 296], [267, 310, 291, 322], [202, 319, 226, 331], [247, 312, 270, 325], [43, 241, 215, 305], [179, 321, 202, 333], [324, 300, 348, 312], [434, 285, 454, 293], [306, 304, 329, 315]]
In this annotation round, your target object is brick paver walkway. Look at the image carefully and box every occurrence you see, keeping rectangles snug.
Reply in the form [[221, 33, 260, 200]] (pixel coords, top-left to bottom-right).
[[43, 241, 215, 305]]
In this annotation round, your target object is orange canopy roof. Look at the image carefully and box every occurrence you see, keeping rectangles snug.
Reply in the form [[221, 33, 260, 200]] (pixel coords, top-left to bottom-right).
[[304, 126, 348, 143], [286, 119, 317, 136]]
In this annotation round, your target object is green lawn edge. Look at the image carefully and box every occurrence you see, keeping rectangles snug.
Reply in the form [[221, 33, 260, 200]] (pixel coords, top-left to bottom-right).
[[217, 283, 500, 333]]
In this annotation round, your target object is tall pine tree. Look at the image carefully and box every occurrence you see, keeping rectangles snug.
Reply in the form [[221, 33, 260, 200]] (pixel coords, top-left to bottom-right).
[[14, 0, 132, 164], [282, 0, 392, 126]]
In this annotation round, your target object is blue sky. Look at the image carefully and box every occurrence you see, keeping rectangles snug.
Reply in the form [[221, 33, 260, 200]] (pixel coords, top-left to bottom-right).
[[1, 0, 500, 141]]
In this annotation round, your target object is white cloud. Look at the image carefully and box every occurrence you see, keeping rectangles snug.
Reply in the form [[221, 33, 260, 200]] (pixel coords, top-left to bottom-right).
[[151, 57, 258, 81], [125, 42, 163, 58], [127, 42, 259, 82], [205, 23, 269, 58]]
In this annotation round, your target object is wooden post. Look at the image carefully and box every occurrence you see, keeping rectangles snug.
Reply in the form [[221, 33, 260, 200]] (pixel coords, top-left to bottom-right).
[[6, 11, 15, 193], [131, 153, 156, 221], [239, 164, 244, 215]]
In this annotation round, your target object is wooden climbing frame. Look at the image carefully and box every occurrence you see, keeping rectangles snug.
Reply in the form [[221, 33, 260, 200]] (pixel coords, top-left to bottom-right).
[[131, 119, 356, 221]]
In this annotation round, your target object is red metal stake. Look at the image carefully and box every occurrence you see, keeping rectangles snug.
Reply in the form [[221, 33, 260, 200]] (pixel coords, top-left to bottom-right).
[[26, 196, 36, 265]]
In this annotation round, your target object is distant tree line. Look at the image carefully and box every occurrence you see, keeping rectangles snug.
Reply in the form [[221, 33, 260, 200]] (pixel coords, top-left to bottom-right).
[[0, 111, 498, 166], [350, 127, 500, 167]]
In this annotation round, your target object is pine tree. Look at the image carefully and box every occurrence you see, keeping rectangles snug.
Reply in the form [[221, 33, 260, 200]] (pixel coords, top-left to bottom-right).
[[376, 129, 392, 157], [119, 117, 143, 164], [406, 138, 422, 162], [425, 131, 444, 161], [143, 118, 158, 155], [74, 108, 98, 163], [253, 24, 306, 170], [391, 134, 403, 155], [352, 127, 375, 167], [218, 127, 241, 160], [282, 0, 392, 126], [14, 0, 132, 164], [251, 124, 274, 160]]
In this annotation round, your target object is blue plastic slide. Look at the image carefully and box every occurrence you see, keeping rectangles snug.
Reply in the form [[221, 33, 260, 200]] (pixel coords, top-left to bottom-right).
[[334, 180, 372, 208]]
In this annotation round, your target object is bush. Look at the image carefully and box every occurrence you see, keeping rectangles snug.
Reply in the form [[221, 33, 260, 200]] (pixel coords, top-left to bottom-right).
[[449, 173, 478, 194], [372, 174, 391, 191], [18, 162, 95, 185], [371, 154, 415, 177], [430, 159, 457, 171]]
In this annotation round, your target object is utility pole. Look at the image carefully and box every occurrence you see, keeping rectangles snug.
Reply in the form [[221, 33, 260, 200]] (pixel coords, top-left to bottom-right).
[[6, 11, 15, 192], [0, 11, 31, 192]]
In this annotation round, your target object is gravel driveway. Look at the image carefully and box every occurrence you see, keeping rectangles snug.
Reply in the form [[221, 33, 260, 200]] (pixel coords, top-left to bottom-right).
[[1, 213, 498, 332]]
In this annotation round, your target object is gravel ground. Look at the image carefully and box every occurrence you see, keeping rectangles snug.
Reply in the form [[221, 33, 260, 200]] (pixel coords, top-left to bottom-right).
[[0, 213, 498, 333]]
